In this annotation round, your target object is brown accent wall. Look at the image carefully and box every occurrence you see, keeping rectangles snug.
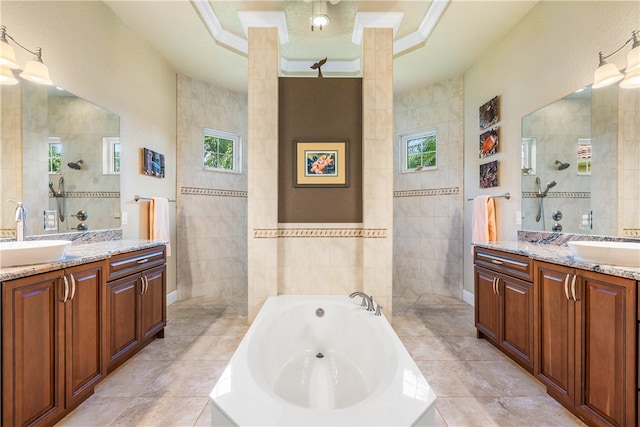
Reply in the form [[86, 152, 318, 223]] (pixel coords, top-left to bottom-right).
[[278, 77, 363, 223]]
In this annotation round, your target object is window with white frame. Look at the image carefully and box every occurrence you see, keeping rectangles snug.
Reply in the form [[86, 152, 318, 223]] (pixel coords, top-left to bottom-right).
[[400, 129, 437, 172], [102, 137, 121, 175], [48, 137, 62, 174], [203, 128, 241, 173]]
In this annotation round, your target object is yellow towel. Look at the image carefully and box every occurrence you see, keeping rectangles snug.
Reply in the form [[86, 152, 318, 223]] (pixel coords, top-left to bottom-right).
[[471, 195, 497, 246], [150, 197, 171, 256]]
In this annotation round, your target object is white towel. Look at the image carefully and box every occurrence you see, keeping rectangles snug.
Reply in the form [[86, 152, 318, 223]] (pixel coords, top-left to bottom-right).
[[150, 197, 171, 256], [471, 195, 497, 251]]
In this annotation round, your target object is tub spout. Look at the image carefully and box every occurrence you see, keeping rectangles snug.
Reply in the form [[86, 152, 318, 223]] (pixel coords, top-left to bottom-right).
[[349, 291, 374, 311]]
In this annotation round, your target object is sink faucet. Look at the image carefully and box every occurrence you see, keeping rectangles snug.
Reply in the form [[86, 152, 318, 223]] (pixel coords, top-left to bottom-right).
[[349, 291, 374, 311], [7, 199, 26, 241]]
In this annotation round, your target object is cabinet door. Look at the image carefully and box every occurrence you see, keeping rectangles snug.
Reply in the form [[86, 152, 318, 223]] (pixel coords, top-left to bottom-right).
[[65, 262, 105, 407], [140, 265, 166, 342], [2, 270, 65, 426], [575, 271, 636, 427], [105, 273, 141, 372], [536, 261, 576, 407], [499, 274, 535, 372], [474, 267, 499, 342]]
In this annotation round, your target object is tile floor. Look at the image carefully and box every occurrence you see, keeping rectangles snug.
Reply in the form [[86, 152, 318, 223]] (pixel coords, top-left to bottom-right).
[[58, 293, 585, 426]]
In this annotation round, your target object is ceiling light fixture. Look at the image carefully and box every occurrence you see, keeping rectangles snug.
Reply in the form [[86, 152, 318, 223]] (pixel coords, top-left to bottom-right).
[[310, 1, 331, 31], [0, 25, 53, 86], [593, 29, 640, 89]]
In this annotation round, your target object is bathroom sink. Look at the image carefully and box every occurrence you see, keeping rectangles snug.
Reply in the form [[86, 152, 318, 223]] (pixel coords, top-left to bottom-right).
[[567, 241, 640, 268], [0, 240, 72, 268]]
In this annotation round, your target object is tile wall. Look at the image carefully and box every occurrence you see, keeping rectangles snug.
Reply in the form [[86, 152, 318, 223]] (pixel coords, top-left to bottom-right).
[[176, 75, 248, 302], [617, 88, 640, 237], [393, 76, 464, 299], [0, 84, 23, 237]]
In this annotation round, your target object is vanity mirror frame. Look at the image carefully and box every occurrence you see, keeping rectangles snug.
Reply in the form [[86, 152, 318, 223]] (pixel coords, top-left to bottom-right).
[[520, 84, 639, 237], [0, 80, 122, 238]]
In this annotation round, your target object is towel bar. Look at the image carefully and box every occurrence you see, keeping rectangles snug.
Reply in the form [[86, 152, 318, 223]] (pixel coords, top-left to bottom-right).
[[134, 195, 176, 202], [466, 192, 510, 201]]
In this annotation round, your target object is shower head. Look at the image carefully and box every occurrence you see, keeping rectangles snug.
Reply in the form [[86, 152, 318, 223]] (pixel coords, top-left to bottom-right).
[[542, 180, 557, 196], [554, 160, 570, 170], [67, 160, 84, 170]]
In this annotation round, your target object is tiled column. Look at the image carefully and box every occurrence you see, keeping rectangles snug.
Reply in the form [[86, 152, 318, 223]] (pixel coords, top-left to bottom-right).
[[247, 27, 279, 322], [362, 28, 394, 319]]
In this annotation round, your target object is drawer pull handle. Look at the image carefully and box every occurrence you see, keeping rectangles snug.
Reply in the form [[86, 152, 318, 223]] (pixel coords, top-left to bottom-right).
[[570, 275, 577, 301], [69, 273, 77, 300], [490, 259, 504, 265], [137, 258, 150, 264], [62, 275, 69, 302], [563, 274, 571, 300]]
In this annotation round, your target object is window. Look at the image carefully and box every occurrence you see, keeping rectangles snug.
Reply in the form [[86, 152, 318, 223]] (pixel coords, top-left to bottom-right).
[[48, 137, 62, 174], [102, 137, 121, 175], [400, 129, 437, 172], [203, 128, 241, 173], [577, 138, 591, 175]]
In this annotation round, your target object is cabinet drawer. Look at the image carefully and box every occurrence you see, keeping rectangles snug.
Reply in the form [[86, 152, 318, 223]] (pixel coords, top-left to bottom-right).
[[474, 247, 532, 281], [107, 246, 166, 281]]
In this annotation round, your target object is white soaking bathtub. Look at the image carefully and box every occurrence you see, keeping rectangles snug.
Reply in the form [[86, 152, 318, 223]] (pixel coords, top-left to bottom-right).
[[210, 295, 437, 426]]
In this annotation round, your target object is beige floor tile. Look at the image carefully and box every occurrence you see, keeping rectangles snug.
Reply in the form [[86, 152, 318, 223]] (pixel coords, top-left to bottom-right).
[[417, 360, 495, 398], [110, 397, 208, 427], [57, 396, 132, 426], [177, 334, 243, 361], [141, 360, 227, 398], [132, 335, 198, 361], [440, 335, 505, 361], [93, 359, 172, 398], [402, 335, 460, 361], [469, 360, 546, 397], [201, 315, 249, 336], [163, 317, 215, 337]]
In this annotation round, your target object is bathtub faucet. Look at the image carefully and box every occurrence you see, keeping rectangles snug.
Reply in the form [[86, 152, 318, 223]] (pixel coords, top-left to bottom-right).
[[349, 291, 374, 312]]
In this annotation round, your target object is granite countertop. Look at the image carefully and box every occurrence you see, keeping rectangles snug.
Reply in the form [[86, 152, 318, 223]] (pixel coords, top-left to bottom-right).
[[1, 240, 167, 282], [473, 241, 640, 281]]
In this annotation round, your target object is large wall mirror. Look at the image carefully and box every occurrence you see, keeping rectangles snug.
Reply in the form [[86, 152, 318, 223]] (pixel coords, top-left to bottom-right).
[[1, 80, 121, 237], [521, 85, 639, 237]]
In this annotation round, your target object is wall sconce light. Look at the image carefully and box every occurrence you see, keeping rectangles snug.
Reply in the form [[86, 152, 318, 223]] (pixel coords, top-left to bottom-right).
[[593, 29, 640, 89], [0, 25, 53, 86]]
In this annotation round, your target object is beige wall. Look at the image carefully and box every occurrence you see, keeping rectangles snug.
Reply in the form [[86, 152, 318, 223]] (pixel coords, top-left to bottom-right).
[[463, 1, 640, 296], [2, 1, 178, 293]]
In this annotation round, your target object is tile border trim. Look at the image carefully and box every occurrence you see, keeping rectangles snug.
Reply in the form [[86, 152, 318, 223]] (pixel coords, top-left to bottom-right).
[[522, 191, 590, 199], [253, 228, 387, 238], [49, 191, 120, 199], [181, 186, 248, 198], [394, 187, 460, 198]]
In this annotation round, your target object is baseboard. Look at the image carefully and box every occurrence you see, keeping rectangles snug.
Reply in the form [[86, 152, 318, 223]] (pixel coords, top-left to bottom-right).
[[166, 290, 178, 306], [462, 289, 474, 307]]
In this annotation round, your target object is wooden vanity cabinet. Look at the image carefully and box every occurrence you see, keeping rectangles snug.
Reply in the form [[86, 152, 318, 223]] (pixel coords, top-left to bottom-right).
[[2, 261, 105, 427], [474, 247, 535, 372], [535, 261, 636, 427], [105, 246, 166, 372]]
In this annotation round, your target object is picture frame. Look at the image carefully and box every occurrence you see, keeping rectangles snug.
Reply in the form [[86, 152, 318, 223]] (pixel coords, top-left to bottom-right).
[[479, 96, 499, 131], [294, 140, 348, 187], [479, 127, 499, 158], [479, 160, 499, 189], [142, 147, 165, 178]]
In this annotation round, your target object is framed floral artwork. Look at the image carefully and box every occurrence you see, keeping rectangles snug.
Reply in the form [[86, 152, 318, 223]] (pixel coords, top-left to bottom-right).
[[294, 140, 348, 187]]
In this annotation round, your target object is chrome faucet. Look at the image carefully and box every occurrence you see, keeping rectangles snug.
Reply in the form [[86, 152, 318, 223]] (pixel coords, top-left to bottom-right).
[[7, 199, 26, 241], [349, 291, 374, 312]]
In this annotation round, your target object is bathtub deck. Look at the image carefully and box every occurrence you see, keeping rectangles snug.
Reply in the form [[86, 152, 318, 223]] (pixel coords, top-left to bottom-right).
[[57, 294, 586, 426]]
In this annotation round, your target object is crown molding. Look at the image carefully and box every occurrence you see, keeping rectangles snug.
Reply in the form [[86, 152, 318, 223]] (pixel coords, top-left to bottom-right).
[[191, 0, 450, 74]]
